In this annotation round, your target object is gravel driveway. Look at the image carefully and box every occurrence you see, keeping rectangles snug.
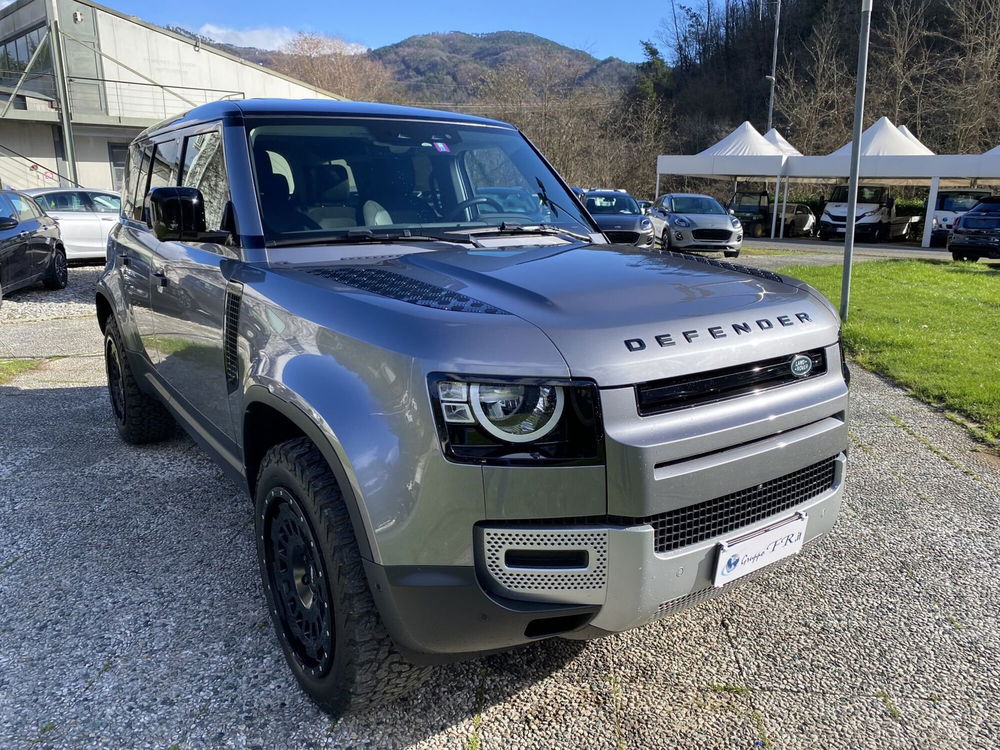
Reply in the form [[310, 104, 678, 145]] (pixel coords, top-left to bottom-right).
[[1, 262, 998, 749]]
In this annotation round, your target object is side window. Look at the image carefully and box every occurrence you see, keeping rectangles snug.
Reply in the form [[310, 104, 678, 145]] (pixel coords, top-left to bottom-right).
[[180, 129, 230, 231], [90, 193, 121, 213], [0, 193, 16, 220], [129, 144, 151, 221], [35, 191, 90, 212], [148, 138, 181, 192], [8, 193, 39, 221]]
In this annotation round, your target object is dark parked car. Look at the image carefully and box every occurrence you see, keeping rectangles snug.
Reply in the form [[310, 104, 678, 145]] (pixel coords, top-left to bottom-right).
[[949, 196, 1000, 262], [0, 189, 67, 304], [584, 190, 655, 247]]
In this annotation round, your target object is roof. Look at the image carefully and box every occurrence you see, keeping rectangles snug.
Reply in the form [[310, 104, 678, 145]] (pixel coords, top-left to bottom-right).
[[22, 187, 118, 195], [763, 128, 802, 156], [698, 122, 783, 157], [140, 99, 513, 138], [828, 117, 934, 156]]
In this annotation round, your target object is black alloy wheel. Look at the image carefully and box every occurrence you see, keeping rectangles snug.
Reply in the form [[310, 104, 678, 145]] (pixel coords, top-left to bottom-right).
[[43, 247, 68, 289], [261, 486, 335, 678], [105, 333, 126, 425]]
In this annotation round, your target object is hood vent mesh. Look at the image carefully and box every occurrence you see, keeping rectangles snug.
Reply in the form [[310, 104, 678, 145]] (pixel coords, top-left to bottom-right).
[[662, 251, 785, 283], [308, 267, 509, 315]]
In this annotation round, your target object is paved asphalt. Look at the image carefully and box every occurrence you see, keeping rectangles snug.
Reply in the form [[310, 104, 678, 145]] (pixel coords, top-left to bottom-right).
[[1, 257, 998, 749]]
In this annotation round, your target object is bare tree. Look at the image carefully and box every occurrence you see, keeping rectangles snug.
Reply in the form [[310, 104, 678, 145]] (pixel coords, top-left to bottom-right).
[[273, 33, 397, 102]]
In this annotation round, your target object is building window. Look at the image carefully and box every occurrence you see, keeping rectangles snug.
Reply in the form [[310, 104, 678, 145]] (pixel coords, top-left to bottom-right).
[[107, 143, 128, 192]]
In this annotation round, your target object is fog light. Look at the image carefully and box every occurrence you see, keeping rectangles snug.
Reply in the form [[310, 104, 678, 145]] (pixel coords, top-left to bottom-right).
[[674, 231, 683, 241], [736, 234, 743, 241]]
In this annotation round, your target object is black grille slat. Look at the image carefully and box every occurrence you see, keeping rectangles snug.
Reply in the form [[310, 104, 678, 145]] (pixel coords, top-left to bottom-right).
[[223, 286, 242, 391], [643, 458, 836, 552], [660, 251, 785, 283], [308, 267, 509, 315], [606, 231, 640, 244], [636, 348, 827, 416], [692, 228, 732, 241]]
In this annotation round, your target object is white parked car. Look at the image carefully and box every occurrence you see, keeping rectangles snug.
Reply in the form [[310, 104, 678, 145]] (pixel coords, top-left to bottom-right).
[[649, 193, 743, 257], [23, 188, 120, 260], [780, 203, 817, 237]]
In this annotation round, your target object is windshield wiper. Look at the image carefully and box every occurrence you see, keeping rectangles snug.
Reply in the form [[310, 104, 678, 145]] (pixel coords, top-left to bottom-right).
[[266, 229, 467, 248], [447, 222, 592, 244]]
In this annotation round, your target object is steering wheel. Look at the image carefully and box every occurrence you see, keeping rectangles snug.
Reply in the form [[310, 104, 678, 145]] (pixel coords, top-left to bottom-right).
[[446, 196, 505, 220]]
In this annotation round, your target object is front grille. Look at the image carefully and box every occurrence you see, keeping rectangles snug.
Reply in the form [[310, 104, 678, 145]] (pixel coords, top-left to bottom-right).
[[692, 228, 732, 241], [642, 458, 837, 553], [636, 347, 827, 416], [606, 230, 640, 244]]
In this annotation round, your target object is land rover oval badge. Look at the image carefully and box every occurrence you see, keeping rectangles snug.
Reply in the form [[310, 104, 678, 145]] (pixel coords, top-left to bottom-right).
[[790, 354, 813, 377]]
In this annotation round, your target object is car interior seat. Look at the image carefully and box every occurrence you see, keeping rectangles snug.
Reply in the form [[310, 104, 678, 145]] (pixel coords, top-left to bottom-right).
[[308, 164, 359, 229], [258, 170, 321, 234]]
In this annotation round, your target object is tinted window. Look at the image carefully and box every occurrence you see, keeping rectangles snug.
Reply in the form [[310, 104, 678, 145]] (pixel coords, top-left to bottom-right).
[[128, 144, 152, 221], [938, 192, 990, 212], [180, 129, 229, 231], [0, 193, 16, 220], [8, 193, 40, 220], [34, 191, 90, 212], [90, 193, 120, 213], [585, 194, 640, 215], [148, 139, 181, 192]]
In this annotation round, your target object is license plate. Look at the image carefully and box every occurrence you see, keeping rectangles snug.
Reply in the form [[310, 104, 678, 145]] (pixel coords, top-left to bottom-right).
[[836, 227, 846, 233], [713, 513, 808, 587]]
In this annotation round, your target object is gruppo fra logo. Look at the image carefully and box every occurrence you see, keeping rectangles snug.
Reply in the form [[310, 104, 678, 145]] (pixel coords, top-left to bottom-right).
[[723, 554, 740, 576]]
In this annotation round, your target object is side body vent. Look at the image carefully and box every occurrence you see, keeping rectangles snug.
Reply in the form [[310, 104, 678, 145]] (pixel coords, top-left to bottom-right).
[[223, 284, 243, 392], [307, 267, 510, 314]]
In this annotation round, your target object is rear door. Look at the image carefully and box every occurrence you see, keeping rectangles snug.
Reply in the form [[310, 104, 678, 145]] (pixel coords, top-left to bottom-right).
[[148, 125, 237, 442], [87, 191, 121, 256], [0, 193, 26, 290]]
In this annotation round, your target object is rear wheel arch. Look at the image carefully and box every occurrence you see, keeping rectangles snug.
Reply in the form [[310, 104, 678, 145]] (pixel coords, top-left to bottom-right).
[[95, 291, 113, 333], [243, 388, 375, 562]]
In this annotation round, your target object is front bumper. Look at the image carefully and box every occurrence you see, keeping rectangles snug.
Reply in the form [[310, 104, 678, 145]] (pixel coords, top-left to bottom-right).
[[669, 227, 742, 251], [818, 219, 880, 237]]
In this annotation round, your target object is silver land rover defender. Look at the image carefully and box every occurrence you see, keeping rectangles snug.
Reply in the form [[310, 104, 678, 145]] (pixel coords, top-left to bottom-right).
[[96, 99, 849, 717]]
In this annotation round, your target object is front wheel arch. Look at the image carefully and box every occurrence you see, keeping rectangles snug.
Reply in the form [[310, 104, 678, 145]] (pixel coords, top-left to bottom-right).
[[243, 387, 375, 562]]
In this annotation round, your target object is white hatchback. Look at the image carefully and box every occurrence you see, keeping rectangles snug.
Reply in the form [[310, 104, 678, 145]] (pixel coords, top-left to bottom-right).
[[23, 188, 120, 261]]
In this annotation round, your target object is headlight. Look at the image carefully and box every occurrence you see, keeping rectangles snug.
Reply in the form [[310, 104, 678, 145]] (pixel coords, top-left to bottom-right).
[[640, 218, 652, 231], [859, 209, 880, 219], [729, 216, 741, 229], [673, 216, 691, 227], [430, 375, 603, 465]]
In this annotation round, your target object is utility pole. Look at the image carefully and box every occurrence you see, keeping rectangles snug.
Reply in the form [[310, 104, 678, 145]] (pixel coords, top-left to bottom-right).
[[765, 0, 782, 133], [47, 0, 77, 186], [840, 0, 873, 322]]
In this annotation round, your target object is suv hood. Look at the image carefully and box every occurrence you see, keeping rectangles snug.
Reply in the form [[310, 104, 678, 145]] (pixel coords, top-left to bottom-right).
[[291, 243, 839, 386]]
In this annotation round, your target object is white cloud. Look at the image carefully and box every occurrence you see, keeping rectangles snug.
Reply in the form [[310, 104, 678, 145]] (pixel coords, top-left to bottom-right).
[[195, 24, 368, 54], [196, 24, 298, 50]]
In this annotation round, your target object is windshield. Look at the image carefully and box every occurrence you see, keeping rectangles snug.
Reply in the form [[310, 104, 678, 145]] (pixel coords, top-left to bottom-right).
[[730, 193, 766, 211], [938, 192, 990, 212], [246, 118, 592, 244], [829, 186, 886, 204], [585, 193, 640, 215], [671, 195, 726, 215]]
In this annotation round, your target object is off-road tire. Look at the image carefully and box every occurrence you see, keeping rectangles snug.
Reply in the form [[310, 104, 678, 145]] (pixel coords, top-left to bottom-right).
[[42, 246, 68, 289], [818, 231, 831, 241], [752, 222, 765, 238], [724, 250, 740, 258], [952, 253, 979, 262], [255, 437, 432, 718], [103, 317, 175, 444]]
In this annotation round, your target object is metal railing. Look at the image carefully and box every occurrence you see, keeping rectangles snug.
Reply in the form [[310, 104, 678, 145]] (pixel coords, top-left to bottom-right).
[[66, 76, 243, 121]]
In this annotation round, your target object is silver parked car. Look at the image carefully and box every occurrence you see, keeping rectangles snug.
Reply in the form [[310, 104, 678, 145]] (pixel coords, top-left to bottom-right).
[[96, 99, 848, 717], [23, 188, 120, 260], [649, 193, 743, 256], [779, 203, 817, 237]]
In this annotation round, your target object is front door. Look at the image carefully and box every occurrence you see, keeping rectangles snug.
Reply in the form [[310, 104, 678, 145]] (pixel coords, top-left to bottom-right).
[[0, 193, 27, 291], [148, 126, 237, 443]]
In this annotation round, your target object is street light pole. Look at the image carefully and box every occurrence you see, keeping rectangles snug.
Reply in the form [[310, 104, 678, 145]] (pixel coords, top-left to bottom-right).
[[766, 0, 782, 133], [840, 0, 874, 322]]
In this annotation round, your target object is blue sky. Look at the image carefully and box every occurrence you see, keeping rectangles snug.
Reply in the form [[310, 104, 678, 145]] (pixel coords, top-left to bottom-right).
[[103, 0, 656, 62]]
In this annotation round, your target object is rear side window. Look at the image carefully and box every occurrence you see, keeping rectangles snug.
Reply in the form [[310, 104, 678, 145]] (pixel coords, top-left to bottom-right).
[[148, 139, 181, 192], [90, 193, 120, 213], [0, 193, 15, 220], [180, 129, 229, 231], [128, 144, 151, 221], [35, 191, 90, 212]]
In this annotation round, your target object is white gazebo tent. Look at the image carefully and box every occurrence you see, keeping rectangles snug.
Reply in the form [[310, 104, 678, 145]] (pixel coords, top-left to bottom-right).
[[763, 128, 802, 156], [655, 121, 788, 236], [897, 125, 934, 154]]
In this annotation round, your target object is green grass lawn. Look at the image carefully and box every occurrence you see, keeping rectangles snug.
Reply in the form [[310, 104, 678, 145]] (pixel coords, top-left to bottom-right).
[[0, 358, 42, 385], [776, 259, 1000, 444], [739, 246, 806, 257]]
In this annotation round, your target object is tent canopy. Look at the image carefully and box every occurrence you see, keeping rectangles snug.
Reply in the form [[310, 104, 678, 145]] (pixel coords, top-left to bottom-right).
[[897, 125, 934, 154], [698, 121, 783, 156], [827, 116, 933, 157], [763, 128, 802, 156]]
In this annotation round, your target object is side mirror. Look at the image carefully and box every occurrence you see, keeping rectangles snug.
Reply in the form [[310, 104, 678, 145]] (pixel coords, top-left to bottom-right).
[[0, 215, 18, 231], [147, 186, 230, 243]]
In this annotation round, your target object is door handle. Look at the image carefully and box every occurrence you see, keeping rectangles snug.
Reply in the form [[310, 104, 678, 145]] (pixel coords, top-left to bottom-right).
[[153, 270, 168, 288], [120, 254, 131, 266], [17, 230, 30, 237]]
